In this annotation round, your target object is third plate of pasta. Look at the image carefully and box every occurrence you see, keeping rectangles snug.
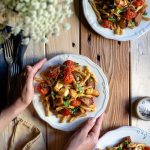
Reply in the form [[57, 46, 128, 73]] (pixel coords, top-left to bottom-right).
[[33, 54, 109, 131], [95, 126, 150, 150]]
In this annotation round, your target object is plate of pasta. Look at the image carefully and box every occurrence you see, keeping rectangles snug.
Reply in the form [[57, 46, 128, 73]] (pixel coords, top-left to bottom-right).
[[83, 0, 150, 41], [33, 54, 109, 131], [95, 126, 150, 150]]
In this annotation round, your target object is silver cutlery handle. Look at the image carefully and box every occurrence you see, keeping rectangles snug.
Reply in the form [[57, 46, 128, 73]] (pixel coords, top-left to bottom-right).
[[7, 64, 12, 105]]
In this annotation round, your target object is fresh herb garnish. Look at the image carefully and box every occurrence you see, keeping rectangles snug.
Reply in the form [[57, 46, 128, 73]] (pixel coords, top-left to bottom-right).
[[143, 11, 148, 16], [108, 17, 116, 23], [64, 101, 70, 107], [124, 141, 129, 146], [71, 106, 80, 113], [51, 91, 55, 99], [130, 21, 135, 28], [117, 147, 122, 150], [75, 63, 79, 67], [64, 95, 70, 100], [115, 8, 126, 14], [76, 84, 83, 94], [89, 78, 94, 83]]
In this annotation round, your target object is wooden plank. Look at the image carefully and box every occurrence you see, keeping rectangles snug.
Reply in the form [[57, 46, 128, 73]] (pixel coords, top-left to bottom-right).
[[45, 1, 80, 150], [80, 10, 130, 133], [131, 31, 150, 132], [23, 40, 45, 66], [46, 1, 79, 58]]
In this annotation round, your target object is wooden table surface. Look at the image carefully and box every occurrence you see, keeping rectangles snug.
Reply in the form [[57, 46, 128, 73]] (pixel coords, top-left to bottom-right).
[[0, 1, 150, 150]]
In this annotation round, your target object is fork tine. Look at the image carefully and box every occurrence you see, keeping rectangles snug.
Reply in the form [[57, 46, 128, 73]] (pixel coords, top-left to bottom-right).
[[12, 64, 15, 76], [8, 39, 13, 57], [6, 40, 10, 57], [10, 40, 14, 57], [5, 40, 10, 57], [3, 41, 7, 56]]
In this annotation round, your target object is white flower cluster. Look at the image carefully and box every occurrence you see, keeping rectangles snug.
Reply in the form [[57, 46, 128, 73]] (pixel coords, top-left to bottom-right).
[[0, 0, 73, 45]]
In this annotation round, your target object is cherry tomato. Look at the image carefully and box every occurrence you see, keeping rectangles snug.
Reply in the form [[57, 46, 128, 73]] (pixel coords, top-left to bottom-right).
[[37, 83, 49, 95], [71, 100, 81, 107], [124, 9, 137, 20], [63, 60, 75, 72], [47, 66, 60, 78], [101, 19, 113, 29], [133, 0, 145, 7], [144, 147, 150, 150], [63, 71, 74, 84], [62, 109, 70, 116]]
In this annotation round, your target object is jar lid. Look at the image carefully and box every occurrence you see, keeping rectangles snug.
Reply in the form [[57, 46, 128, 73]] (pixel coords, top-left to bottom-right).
[[136, 97, 150, 121]]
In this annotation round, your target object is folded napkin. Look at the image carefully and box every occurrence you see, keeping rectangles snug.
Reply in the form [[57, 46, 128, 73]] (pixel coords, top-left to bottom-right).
[[0, 24, 27, 111], [8, 118, 46, 150]]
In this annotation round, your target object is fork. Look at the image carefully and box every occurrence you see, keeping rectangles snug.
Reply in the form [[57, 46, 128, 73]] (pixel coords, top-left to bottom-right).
[[3, 39, 14, 104], [11, 63, 20, 76]]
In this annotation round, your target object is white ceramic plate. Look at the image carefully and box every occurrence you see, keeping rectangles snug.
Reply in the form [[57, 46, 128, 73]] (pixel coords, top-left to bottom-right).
[[95, 126, 150, 150], [83, 0, 150, 41], [33, 54, 109, 131]]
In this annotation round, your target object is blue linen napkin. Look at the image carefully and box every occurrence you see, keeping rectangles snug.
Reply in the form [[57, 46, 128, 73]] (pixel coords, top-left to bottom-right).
[[0, 25, 28, 110]]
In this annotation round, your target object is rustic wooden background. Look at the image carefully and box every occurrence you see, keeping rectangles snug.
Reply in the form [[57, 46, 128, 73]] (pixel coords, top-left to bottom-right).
[[0, 1, 150, 150]]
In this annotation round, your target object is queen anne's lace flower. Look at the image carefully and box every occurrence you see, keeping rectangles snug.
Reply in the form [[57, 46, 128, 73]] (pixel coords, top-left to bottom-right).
[[0, 0, 73, 45]]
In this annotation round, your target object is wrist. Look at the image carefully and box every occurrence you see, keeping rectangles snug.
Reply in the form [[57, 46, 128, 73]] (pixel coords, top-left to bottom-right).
[[13, 98, 27, 115]]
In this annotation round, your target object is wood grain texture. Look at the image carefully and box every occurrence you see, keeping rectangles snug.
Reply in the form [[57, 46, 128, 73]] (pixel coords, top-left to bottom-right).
[[46, 1, 79, 59], [45, 1, 79, 150], [80, 8, 130, 133], [131, 31, 150, 133], [1, 0, 144, 149], [23, 40, 45, 66]]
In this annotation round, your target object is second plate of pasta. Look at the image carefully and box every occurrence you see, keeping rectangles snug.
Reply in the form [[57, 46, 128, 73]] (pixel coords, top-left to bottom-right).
[[83, 0, 150, 41], [33, 54, 109, 131]]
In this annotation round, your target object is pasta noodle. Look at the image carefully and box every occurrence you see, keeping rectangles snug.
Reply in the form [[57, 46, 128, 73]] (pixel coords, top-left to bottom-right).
[[103, 136, 149, 150], [89, 0, 150, 35], [35, 60, 100, 123]]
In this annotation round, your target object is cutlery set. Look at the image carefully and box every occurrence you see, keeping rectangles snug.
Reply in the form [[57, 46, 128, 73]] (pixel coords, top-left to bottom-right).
[[0, 26, 27, 107]]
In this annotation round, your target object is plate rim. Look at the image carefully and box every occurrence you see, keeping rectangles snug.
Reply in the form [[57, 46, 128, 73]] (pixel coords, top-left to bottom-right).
[[33, 54, 109, 131], [82, 0, 150, 41], [96, 126, 150, 149]]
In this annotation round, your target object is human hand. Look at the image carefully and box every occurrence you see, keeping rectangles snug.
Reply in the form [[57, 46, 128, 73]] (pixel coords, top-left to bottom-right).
[[64, 114, 104, 150], [14, 58, 47, 113]]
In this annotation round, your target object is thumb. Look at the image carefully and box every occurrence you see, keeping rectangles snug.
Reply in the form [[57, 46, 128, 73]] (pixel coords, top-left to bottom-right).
[[80, 117, 96, 137]]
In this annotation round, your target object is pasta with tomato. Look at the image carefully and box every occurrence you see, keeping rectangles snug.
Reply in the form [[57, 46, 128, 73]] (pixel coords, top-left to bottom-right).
[[90, 0, 150, 35], [104, 136, 150, 150], [35, 60, 100, 123]]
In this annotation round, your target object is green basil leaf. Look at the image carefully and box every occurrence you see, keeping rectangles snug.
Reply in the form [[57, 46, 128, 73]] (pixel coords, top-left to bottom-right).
[[130, 21, 135, 28], [89, 77, 94, 83], [64, 101, 70, 107], [76, 84, 83, 94], [117, 147, 122, 150], [51, 91, 55, 99], [64, 95, 70, 100], [71, 106, 80, 113], [108, 17, 116, 23], [124, 141, 129, 146], [143, 11, 148, 16]]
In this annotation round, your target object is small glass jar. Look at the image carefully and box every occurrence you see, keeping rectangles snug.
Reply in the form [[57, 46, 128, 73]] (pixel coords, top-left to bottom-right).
[[136, 97, 150, 121]]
